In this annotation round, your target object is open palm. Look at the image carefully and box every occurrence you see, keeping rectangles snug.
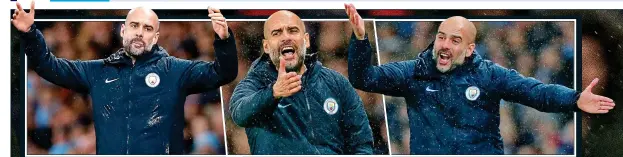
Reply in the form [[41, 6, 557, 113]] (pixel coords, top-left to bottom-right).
[[578, 78, 616, 113], [12, 1, 36, 33]]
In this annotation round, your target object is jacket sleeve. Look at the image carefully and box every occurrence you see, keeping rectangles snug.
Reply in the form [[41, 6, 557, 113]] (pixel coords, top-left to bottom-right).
[[21, 24, 92, 93], [347, 33, 414, 97], [182, 28, 238, 94], [340, 77, 373, 155], [493, 63, 580, 112], [229, 72, 277, 127]]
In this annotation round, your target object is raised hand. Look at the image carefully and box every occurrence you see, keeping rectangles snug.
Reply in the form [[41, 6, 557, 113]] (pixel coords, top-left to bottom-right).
[[208, 6, 229, 39], [272, 58, 302, 99], [578, 78, 616, 113], [344, 3, 365, 40], [12, 1, 36, 32]]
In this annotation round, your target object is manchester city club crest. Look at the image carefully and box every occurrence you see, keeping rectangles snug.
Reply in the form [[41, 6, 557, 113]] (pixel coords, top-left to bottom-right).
[[145, 73, 160, 88], [465, 86, 480, 101], [323, 98, 339, 115]]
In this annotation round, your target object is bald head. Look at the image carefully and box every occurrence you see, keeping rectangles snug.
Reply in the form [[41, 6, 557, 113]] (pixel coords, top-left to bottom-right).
[[121, 7, 161, 57], [126, 7, 160, 31], [432, 16, 477, 73], [263, 10, 306, 39], [262, 10, 310, 73], [439, 16, 477, 44]]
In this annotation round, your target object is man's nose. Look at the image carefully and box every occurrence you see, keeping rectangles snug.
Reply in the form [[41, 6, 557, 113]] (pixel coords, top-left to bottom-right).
[[441, 38, 453, 49], [281, 37, 294, 45], [135, 27, 144, 37]]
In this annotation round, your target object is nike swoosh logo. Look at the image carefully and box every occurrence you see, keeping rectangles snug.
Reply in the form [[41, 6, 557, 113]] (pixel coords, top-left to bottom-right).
[[277, 103, 292, 108], [426, 86, 439, 92], [105, 78, 119, 83]]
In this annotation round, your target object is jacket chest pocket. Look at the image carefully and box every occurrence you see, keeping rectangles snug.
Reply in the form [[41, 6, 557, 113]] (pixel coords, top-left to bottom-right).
[[130, 65, 171, 96], [91, 68, 125, 122], [434, 80, 487, 115], [307, 88, 342, 125]]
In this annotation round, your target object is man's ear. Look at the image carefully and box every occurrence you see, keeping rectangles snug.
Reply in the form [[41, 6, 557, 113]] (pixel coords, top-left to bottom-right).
[[263, 39, 270, 54], [466, 43, 476, 57], [120, 24, 125, 37], [153, 31, 160, 44], [305, 33, 310, 48]]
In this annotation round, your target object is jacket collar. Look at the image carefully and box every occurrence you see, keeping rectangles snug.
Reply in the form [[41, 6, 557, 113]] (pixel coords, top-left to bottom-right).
[[104, 44, 169, 66]]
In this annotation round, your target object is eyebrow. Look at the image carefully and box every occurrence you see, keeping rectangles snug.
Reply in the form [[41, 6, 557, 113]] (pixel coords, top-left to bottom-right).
[[271, 28, 283, 33], [128, 22, 154, 29], [143, 24, 154, 30], [437, 31, 463, 40]]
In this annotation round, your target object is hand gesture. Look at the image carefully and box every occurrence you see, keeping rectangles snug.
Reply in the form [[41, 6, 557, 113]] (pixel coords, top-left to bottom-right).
[[344, 3, 365, 40], [12, 1, 36, 33], [273, 58, 302, 99], [578, 78, 616, 113], [208, 6, 229, 39]]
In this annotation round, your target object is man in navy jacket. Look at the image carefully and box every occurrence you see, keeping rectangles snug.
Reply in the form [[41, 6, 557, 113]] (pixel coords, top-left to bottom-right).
[[229, 10, 373, 154], [344, 4, 615, 155], [13, 2, 237, 154]]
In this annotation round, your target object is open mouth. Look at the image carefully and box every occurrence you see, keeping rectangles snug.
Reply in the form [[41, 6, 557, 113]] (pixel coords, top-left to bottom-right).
[[132, 41, 145, 48], [438, 52, 451, 65], [281, 46, 296, 60]]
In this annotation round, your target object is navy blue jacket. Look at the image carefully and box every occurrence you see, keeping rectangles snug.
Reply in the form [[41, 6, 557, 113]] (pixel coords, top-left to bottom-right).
[[20, 25, 238, 154], [229, 54, 373, 155], [348, 35, 579, 155]]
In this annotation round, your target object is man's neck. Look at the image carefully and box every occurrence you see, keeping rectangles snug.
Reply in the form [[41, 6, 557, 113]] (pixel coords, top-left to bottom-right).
[[298, 65, 307, 75], [279, 65, 307, 75], [124, 52, 137, 65]]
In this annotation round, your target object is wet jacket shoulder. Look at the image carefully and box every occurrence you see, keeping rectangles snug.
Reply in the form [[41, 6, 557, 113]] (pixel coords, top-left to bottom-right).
[[348, 33, 579, 155], [229, 54, 373, 155], [20, 24, 237, 95], [20, 24, 103, 94], [347, 33, 426, 97], [348, 33, 580, 112], [19, 24, 238, 154]]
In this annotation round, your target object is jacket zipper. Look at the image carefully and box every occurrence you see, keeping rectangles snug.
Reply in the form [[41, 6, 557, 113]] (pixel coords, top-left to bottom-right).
[[126, 64, 135, 154], [302, 70, 321, 154]]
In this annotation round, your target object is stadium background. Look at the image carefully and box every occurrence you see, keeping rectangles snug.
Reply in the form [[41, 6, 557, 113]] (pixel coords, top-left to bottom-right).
[[221, 21, 390, 155], [10, 9, 623, 156], [23, 20, 228, 154], [377, 20, 576, 155]]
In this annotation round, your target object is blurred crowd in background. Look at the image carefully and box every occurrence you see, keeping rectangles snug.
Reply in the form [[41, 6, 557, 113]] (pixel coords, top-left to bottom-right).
[[377, 21, 576, 155], [22, 19, 392, 155], [13, 9, 623, 156], [25, 20, 226, 154], [221, 21, 390, 155]]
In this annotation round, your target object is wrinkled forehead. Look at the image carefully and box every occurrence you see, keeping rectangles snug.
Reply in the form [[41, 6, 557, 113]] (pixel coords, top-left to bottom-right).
[[125, 8, 159, 28], [263, 11, 306, 37], [437, 17, 476, 43], [439, 20, 466, 35]]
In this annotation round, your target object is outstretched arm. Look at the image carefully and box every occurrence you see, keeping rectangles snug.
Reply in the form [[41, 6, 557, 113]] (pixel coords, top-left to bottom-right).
[[15, 1, 92, 93], [495, 64, 615, 113], [182, 7, 238, 94], [345, 4, 413, 97]]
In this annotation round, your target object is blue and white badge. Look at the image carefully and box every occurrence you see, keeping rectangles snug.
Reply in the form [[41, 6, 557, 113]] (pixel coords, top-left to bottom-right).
[[145, 73, 160, 88], [465, 86, 480, 101], [323, 98, 339, 115]]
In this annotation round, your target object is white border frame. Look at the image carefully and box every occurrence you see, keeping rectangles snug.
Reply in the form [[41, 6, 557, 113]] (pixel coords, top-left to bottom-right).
[[15, 15, 577, 156], [373, 18, 577, 157], [7, 1, 623, 9]]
